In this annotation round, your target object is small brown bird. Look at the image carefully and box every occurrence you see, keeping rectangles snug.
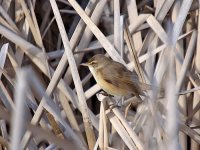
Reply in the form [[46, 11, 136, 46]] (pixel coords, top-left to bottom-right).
[[81, 54, 151, 99]]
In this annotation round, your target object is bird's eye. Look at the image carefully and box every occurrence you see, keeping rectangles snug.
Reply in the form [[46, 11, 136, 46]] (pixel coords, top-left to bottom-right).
[[89, 61, 97, 66]]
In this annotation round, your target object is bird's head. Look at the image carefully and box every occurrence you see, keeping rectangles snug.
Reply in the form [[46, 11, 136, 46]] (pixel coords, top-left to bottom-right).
[[81, 54, 110, 70]]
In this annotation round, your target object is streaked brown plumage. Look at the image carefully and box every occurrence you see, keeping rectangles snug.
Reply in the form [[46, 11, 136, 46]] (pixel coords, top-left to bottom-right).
[[81, 54, 151, 98]]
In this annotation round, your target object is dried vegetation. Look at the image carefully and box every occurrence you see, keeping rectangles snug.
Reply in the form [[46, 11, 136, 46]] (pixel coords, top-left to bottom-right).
[[0, 0, 200, 149]]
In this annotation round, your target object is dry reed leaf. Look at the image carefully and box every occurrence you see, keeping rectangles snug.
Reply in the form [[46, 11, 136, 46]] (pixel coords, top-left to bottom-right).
[[10, 69, 28, 150], [126, 0, 142, 51], [107, 111, 137, 150], [0, 6, 20, 33], [0, 81, 14, 110], [0, 43, 9, 76], [171, 0, 193, 44], [146, 15, 169, 44], [180, 123, 200, 144], [98, 101, 105, 149], [155, 0, 174, 21], [124, 21, 145, 82], [57, 91, 84, 141], [176, 31, 197, 92], [114, 0, 121, 51], [19, 0, 42, 47], [129, 14, 150, 34]]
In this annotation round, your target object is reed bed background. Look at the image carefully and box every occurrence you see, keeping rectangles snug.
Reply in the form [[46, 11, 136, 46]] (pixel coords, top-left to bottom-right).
[[0, 0, 199, 149]]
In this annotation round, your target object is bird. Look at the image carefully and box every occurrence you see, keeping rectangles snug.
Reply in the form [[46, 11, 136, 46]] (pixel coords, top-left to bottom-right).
[[81, 54, 151, 99]]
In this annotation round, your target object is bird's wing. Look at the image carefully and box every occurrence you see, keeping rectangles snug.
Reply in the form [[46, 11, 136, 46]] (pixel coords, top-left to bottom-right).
[[99, 61, 151, 95]]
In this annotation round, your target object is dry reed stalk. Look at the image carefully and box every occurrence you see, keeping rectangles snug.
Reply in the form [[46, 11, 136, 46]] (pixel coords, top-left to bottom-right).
[[114, 0, 120, 52], [49, 0, 95, 149], [124, 21, 146, 82], [98, 100, 105, 149], [173, 1, 187, 149], [126, 0, 142, 51]]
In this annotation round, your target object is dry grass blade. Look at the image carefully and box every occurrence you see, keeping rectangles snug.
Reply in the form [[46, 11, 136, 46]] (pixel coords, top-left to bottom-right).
[[57, 91, 84, 140], [155, 0, 175, 21], [0, 43, 9, 77], [0, 24, 47, 72], [129, 14, 150, 34], [85, 84, 101, 99], [10, 69, 28, 150], [0, 43, 15, 110], [107, 111, 136, 150], [172, 0, 193, 44], [98, 100, 105, 149], [166, 52, 179, 150], [146, 15, 169, 44], [180, 124, 200, 144], [179, 86, 200, 95], [176, 30, 197, 91], [0, 81, 14, 111], [0, 6, 20, 33], [19, 0, 41, 47]]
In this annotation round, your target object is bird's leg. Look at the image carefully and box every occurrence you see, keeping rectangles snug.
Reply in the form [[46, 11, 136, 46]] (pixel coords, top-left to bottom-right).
[[109, 97, 124, 111], [115, 97, 124, 106], [109, 101, 119, 110], [121, 96, 125, 105], [136, 94, 143, 101]]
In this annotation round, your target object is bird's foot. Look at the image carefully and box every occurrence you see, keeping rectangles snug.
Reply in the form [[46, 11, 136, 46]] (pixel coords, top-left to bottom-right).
[[108, 99, 122, 111], [109, 103, 120, 111]]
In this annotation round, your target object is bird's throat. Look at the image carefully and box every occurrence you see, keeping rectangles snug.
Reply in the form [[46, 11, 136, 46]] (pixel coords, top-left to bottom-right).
[[88, 66, 99, 82]]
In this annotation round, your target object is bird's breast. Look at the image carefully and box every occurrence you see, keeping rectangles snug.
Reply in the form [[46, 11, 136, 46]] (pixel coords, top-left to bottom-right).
[[88, 67, 130, 96]]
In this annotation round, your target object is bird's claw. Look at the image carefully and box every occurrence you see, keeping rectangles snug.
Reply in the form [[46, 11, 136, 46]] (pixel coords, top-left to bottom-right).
[[107, 97, 124, 112], [108, 103, 120, 112]]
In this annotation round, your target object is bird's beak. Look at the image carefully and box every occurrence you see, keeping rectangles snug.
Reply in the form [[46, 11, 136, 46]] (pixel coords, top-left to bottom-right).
[[80, 63, 89, 67]]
